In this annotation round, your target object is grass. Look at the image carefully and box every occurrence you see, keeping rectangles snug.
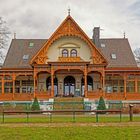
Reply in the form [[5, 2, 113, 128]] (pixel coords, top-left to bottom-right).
[[0, 114, 140, 139], [0, 126, 140, 140]]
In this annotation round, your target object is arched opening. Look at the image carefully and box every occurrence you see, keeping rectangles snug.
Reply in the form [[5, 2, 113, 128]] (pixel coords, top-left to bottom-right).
[[70, 49, 77, 57], [46, 77, 58, 96], [81, 76, 93, 95], [64, 76, 75, 96], [87, 76, 93, 91], [62, 49, 68, 57]]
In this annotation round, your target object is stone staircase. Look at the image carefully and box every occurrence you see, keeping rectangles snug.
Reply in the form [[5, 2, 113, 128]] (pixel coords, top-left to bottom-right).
[[53, 97, 84, 111]]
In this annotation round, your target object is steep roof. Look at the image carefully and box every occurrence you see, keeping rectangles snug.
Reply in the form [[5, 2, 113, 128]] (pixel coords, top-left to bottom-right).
[[3, 39, 46, 68], [3, 38, 137, 69], [99, 38, 137, 68], [30, 15, 107, 65]]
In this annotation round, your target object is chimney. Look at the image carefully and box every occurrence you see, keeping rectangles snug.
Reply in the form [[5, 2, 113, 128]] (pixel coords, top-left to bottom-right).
[[92, 27, 100, 47]]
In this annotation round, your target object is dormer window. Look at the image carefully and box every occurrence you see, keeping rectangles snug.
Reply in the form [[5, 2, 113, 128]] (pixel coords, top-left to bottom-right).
[[111, 53, 117, 59], [71, 49, 77, 57], [101, 43, 105, 48], [23, 54, 29, 60], [62, 49, 68, 57]]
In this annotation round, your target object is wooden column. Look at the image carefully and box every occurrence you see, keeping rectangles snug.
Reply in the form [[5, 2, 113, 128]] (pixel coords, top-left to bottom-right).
[[33, 68, 37, 98], [135, 76, 138, 93], [2, 75, 4, 94], [102, 75, 105, 97], [124, 74, 127, 99], [84, 65, 88, 97], [51, 66, 54, 97], [12, 74, 16, 99]]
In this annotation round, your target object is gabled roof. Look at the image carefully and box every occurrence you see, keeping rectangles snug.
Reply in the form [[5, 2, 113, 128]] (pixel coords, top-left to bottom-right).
[[2, 15, 137, 69], [30, 15, 107, 65], [3, 39, 46, 68], [3, 38, 137, 69], [99, 38, 137, 68]]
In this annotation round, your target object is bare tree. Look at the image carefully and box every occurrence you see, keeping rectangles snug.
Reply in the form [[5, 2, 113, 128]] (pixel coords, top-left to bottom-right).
[[0, 17, 11, 63], [134, 48, 140, 63]]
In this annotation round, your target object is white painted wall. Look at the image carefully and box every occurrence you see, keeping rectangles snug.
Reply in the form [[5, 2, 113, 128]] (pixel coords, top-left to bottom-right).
[[46, 36, 92, 63]]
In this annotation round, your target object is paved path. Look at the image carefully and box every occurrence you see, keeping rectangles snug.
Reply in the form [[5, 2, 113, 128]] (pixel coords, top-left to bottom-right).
[[0, 122, 140, 127]]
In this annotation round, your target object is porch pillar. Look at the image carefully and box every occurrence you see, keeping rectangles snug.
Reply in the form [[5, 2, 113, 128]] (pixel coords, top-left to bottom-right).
[[51, 66, 54, 97], [33, 76, 36, 98], [135, 76, 138, 93], [102, 75, 105, 97], [2, 75, 4, 94], [33, 69, 37, 98], [124, 74, 127, 99], [84, 65, 88, 97], [12, 74, 16, 99]]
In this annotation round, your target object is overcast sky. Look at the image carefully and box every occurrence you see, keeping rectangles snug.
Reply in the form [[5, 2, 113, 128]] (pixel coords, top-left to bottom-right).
[[0, 0, 140, 52]]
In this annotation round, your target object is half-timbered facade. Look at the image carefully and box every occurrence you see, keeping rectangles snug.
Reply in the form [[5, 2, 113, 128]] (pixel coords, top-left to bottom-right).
[[0, 15, 139, 101]]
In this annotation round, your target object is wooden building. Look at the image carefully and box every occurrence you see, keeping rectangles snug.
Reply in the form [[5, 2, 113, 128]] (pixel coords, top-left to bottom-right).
[[0, 15, 140, 101]]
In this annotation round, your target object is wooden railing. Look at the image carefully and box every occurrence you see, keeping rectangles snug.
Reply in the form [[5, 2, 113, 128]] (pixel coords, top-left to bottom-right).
[[58, 57, 81, 62], [2, 109, 122, 123], [87, 90, 103, 98], [1, 92, 140, 101], [87, 91, 140, 100]]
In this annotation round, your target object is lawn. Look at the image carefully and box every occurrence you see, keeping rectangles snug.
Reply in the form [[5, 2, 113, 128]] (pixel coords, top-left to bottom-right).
[[0, 115, 140, 139], [0, 126, 140, 140]]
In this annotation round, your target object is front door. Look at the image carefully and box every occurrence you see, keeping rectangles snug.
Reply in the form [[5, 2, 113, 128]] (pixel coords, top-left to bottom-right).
[[64, 76, 75, 96]]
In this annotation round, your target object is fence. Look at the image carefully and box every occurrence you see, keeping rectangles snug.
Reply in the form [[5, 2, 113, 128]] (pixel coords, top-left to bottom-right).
[[0, 100, 138, 123], [1, 110, 122, 123], [0, 100, 123, 112]]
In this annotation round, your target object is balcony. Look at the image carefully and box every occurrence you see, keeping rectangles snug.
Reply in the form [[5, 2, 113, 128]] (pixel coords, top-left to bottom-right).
[[58, 57, 81, 62]]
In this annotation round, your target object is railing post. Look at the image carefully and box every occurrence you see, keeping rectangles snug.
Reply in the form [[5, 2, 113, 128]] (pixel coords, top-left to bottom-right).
[[49, 113, 52, 123], [96, 112, 99, 123], [73, 111, 76, 122], [120, 111, 122, 122], [129, 104, 134, 122], [26, 112, 29, 123], [2, 111, 4, 123]]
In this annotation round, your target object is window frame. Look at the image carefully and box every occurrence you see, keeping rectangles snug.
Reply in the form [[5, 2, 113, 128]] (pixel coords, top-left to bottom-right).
[[70, 49, 77, 57], [62, 49, 69, 57]]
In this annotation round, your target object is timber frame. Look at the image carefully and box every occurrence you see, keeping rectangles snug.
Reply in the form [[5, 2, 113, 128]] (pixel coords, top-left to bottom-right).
[[1, 15, 140, 101]]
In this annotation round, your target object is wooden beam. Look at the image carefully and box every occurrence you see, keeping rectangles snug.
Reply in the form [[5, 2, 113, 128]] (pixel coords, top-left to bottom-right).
[[51, 66, 54, 97], [84, 65, 87, 97], [33, 68, 37, 98], [2, 75, 4, 94], [135, 76, 138, 93], [12, 74, 16, 99], [124, 74, 127, 99]]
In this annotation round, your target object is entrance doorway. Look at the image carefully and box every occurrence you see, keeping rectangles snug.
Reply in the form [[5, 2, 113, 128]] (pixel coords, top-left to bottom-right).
[[46, 76, 58, 96], [64, 76, 75, 96], [81, 76, 93, 95]]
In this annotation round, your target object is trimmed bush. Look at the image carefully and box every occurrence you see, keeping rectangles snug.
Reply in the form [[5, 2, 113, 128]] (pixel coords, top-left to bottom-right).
[[97, 96, 106, 112], [31, 97, 40, 111]]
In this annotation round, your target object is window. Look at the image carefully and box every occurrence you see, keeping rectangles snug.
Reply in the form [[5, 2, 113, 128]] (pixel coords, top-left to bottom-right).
[[29, 42, 34, 48], [62, 49, 68, 57], [23, 55, 29, 60], [105, 75, 124, 93], [101, 43, 105, 48], [71, 49, 77, 57], [126, 81, 135, 93], [111, 53, 117, 59]]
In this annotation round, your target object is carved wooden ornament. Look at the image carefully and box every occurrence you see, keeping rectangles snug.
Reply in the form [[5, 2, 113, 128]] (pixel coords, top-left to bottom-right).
[[30, 15, 107, 65]]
